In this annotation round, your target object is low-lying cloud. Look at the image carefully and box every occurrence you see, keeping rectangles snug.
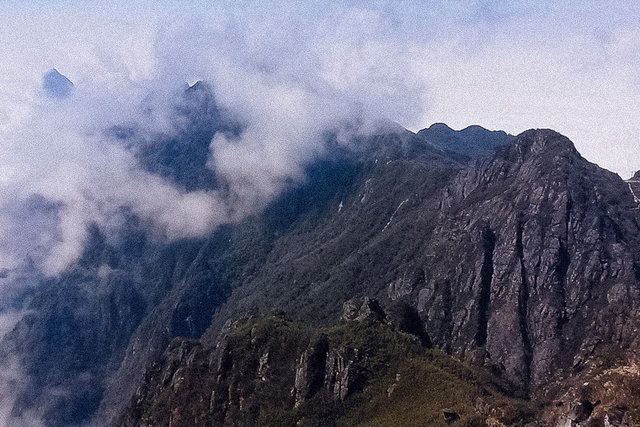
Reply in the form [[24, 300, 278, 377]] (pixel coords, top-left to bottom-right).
[[0, 0, 640, 283], [0, 1, 432, 281], [0, 2, 640, 425]]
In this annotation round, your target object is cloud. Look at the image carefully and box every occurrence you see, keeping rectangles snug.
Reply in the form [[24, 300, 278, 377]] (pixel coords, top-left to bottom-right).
[[0, 1, 640, 424], [0, 357, 43, 427], [0, 1, 434, 280], [0, 309, 43, 427], [0, 0, 639, 283], [0, 81, 231, 276]]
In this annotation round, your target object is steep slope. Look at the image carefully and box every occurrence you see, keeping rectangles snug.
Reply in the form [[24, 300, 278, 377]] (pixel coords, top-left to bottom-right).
[[199, 129, 640, 397], [0, 225, 203, 425], [418, 129, 640, 396], [97, 127, 469, 425], [625, 170, 640, 204], [0, 83, 228, 426], [107, 128, 640, 425], [4, 107, 638, 427]]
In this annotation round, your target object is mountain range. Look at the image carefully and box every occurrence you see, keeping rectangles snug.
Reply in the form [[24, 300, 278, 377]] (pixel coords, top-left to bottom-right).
[[2, 82, 639, 426]]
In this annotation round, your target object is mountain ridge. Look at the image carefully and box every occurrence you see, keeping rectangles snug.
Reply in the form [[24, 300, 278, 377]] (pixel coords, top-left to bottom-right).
[[1, 81, 638, 426]]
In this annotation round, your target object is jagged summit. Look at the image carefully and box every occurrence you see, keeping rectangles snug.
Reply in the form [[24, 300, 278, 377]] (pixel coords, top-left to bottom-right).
[[497, 128, 579, 161], [42, 69, 74, 99], [416, 122, 512, 157]]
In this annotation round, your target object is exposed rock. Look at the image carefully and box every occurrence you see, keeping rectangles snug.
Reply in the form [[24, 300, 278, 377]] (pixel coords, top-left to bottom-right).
[[7, 121, 640, 426], [419, 129, 640, 395], [258, 351, 269, 381], [323, 347, 362, 400], [387, 268, 425, 301], [605, 406, 632, 427], [118, 313, 541, 426], [293, 335, 328, 406], [293, 338, 363, 405], [387, 373, 401, 397], [341, 297, 385, 322]]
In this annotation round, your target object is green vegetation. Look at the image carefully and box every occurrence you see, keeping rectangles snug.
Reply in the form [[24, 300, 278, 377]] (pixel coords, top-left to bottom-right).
[[124, 311, 539, 426]]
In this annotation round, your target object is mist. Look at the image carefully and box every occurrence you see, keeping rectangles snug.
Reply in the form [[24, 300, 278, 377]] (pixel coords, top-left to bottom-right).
[[0, 0, 637, 288], [1, 1, 640, 425]]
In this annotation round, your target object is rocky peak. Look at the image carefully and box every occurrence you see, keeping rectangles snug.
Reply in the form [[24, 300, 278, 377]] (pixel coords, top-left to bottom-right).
[[416, 122, 512, 158], [445, 128, 629, 208], [494, 129, 579, 163], [422, 128, 640, 396]]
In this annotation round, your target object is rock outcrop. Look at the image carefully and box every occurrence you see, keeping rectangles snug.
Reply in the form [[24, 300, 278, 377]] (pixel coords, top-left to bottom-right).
[[418, 130, 640, 395], [111, 128, 640, 425], [119, 309, 535, 426], [293, 335, 329, 406]]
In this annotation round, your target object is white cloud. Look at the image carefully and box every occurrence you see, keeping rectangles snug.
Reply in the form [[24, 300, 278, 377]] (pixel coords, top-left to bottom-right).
[[0, 0, 639, 282], [0, 356, 43, 427]]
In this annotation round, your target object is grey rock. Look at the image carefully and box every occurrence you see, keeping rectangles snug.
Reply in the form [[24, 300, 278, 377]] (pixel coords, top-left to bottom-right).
[[417, 129, 640, 394], [323, 347, 361, 401], [43, 69, 74, 98], [605, 406, 632, 427], [293, 336, 328, 407], [341, 297, 385, 322]]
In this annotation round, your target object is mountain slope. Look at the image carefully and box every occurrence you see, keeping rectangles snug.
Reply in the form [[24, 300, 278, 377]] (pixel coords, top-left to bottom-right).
[[97, 127, 470, 425], [417, 122, 512, 158], [2, 93, 639, 426], [119, 305, 536, 427], [106, 128, 640, 425], [419, 129, 640, 395]]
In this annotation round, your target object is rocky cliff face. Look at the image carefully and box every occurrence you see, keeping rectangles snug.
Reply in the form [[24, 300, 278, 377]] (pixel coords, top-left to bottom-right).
[[96, 128, 640, 425], [416, 129, 640, 396], [118, 302, 535, 426]]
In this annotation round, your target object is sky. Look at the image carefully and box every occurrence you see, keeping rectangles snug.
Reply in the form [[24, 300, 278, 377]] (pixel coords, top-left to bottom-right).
[[0, 0, 640, 280], [0, 2, 639, 424]]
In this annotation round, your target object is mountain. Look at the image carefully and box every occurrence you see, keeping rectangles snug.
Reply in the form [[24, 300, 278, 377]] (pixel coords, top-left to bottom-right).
[[2, 82, 640, 426], [119, 302, 536, 426], [42, 69, 74, 99], [625, 170, 640, 204], [416, 122, 512, 158]]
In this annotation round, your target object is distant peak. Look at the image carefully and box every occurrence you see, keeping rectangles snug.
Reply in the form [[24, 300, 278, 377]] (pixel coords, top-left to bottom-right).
[[187, 80, 210, 92], [427, 122, 454, 131], [420, 122, 455, 132], [517, 129, 576, 152], [43, 69, 74, 99], [416, 122, 512, 158]]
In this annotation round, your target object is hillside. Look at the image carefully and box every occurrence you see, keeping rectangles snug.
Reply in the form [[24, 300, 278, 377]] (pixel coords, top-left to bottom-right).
[[1, 83, 639, 426], [119, 301, 537, 426]]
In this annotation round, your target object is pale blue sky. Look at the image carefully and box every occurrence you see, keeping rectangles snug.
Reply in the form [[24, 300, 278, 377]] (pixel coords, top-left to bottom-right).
[[0, 1, 639, 176]]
